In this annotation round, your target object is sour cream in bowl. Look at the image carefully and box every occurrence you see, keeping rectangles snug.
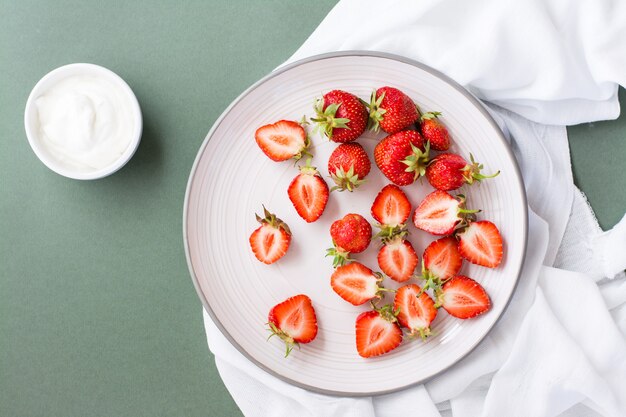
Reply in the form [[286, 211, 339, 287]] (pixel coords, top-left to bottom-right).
[[24, 63, 142, 180]]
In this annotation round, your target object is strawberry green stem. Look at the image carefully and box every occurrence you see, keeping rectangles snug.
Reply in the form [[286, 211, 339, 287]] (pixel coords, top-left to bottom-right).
[[401, 141, 430, 181], [267, 322, 300, 357], [329, 165, 365, 192], [326, 245, 351, 268], [374, 224, 408, 243], [420, 111, 442, 121], [366, 90, 387, 132], [311, 99, 351, 139], [463, 153, 500, 185]]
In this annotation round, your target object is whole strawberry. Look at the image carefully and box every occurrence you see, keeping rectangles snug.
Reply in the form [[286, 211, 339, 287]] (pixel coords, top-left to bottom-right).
[[368, 86, 419, 134], [419, 111, 450, 151], [355, 305, 403, 358], [426, 153, 499, 191], [374, 130, 430, 186], [312, 90, 368, 143], [327, 213, 372, 267], [328, 143, 371, 192]]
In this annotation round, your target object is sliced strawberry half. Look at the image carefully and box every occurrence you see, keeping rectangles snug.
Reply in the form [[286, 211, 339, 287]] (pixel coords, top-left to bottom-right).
[[423, 236, 463, 281], [249, 206, 291, 264], [439, 275, 491, 319], [255, 120, 309, 162], [413, 190, 478, 236], [371, 184, 412, 241], [377, 237, 419, 282], [288, 160, 329, 223], [393, 284, 437, 339], [268, 294, 318, 357], [355, 306, 403, 358], [457, 220, 503, 268], [331, 262, 385, 306]]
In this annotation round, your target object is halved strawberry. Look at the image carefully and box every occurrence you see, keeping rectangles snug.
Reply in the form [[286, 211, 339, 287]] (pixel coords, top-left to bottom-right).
[[255, 120, 309, 162], [249, 207, 291, 264], [394, 284, 437, 339], [439, 275, 491, 319], [371, 184, 411, 226], [268, 294, 318, 356], [412, 191, 478, 236], [330, 262, 385, 306], [355, 306, 403, 358], [377, 237, 418, 282], [457, 221, 503, 268], [288, 160, 329, 223], [423, 236, 463, 281]]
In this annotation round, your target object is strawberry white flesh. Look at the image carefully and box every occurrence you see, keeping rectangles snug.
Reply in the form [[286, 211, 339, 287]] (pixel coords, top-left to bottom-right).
[[249, 224, 290, 264], [330, 262, 380, 306], [371, 184, 411, 226], [440, 275, 491, 319], [355, 311, 402, 358], [394, 284, 437, 336], [288, 170, 329, 223], [457, 221, 503, 268], [255, 120, 307, 162], [423, 236, 463, 280], [413, 190, 461, 236], [377, 238, 418, 282]]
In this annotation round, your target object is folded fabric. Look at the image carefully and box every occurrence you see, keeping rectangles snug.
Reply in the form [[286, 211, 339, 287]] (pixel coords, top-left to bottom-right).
[[203, 0, 626, 415]]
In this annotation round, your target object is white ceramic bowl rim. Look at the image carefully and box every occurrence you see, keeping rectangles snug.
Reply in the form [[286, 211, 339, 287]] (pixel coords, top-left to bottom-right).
[[183, 51, 528, 397], [24, 63, 143, 180]]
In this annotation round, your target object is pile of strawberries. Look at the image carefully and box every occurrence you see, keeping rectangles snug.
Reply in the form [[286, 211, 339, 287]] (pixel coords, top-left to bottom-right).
[[250, 87, 502, 358]]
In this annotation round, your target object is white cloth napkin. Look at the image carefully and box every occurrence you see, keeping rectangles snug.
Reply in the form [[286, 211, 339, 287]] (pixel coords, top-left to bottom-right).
[[203, 0, 626, 415]]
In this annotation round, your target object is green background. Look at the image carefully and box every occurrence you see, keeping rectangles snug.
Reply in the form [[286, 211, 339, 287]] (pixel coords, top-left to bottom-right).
[[1, 1, 624, 416]]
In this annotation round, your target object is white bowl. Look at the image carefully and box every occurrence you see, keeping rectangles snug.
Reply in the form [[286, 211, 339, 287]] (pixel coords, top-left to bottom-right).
[[24, 63, 143, 180]]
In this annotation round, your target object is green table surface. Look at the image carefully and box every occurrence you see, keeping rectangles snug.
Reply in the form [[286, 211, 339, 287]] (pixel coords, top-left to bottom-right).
[[1, 1, 624, 416]]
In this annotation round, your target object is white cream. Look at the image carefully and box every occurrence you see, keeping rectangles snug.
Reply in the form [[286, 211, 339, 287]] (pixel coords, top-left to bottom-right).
[[35, 74, 135, 172]]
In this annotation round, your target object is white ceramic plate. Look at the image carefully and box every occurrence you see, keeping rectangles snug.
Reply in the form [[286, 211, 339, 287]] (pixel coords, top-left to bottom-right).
[[184, 52, 527, 396]]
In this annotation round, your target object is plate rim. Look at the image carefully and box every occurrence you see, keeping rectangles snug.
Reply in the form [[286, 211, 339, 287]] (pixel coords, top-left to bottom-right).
[[183, 50, 528, 397]]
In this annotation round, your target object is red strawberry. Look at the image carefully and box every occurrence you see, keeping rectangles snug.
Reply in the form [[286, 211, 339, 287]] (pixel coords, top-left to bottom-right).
[[419, 111, 450, 151], [394, 284, 437, 339], [378, 237, 419, 282], [327, 143, 371, 191], [249, 207, 291, 264], [426, 153, 499, 191], [312, 90, 368, 143], [255, 120, 309, 162], [457, 221, 503, 268], [330, 262, 385, 306], [288, 160, 329, 222], [374, 130, 430, 186], [371, 184, 411, 227], [327, 213, 372, 267], [355, 306, 403, 358], [268, 294, 318, 356], [413, 191, 478, 236], [439, 276, 491, 319], [423, 236, 463, 281], [368, 87, 419, 134]]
